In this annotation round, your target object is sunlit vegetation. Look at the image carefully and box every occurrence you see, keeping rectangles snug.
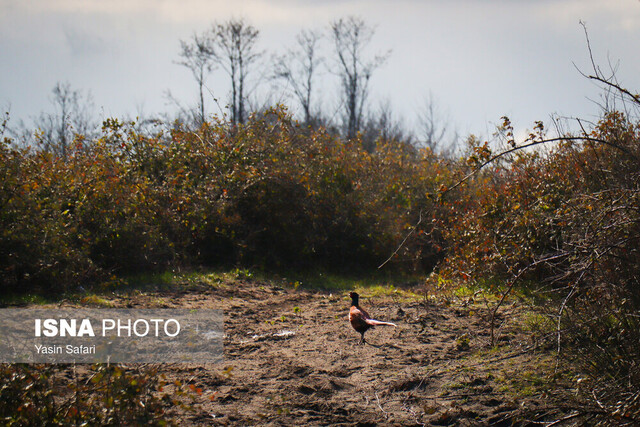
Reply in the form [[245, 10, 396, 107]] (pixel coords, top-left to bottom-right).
[[2, 98, 639, 423], [1, 16, 639, 425], [0, 108, 451, 295], [439, 112, 640, 421]]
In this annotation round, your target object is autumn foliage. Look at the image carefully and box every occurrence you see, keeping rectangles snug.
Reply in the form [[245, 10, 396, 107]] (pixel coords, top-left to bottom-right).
[[440, 112, 640, 419], [1, 101, 640, 420], [0, 108, 451, 295]]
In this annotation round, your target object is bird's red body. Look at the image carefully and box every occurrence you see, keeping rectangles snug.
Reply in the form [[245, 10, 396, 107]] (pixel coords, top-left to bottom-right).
[[349, 292, 396, 343]]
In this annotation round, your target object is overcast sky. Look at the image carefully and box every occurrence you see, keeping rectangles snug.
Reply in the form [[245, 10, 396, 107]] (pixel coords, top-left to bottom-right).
[[2, 0, 639, 140]]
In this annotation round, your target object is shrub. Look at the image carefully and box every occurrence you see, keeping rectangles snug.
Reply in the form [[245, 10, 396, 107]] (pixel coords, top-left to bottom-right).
[[1, 108, 449, 294], [0, 364, 170, 425], [440, 112, 640, 421]]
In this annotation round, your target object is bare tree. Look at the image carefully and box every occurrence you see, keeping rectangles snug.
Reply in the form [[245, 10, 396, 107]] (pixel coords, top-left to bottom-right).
[[361, 99, 413, 151], [330, 16, 389, 140], [176, 32, 216, 126], [419, 93, 459, 156], [376, 100, 413, 144], [31, 82, 96, 158], [210, 19, 262, 125], [577, 20, 640, 119], [273, 29, 323, 126]]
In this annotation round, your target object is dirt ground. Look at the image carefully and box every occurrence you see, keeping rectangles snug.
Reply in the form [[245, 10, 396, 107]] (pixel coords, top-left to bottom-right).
[[55, 277, 577, 426]]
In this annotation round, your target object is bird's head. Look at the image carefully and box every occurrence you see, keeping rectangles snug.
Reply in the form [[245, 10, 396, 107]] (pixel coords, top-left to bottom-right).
[[349, 292, 359, 305]]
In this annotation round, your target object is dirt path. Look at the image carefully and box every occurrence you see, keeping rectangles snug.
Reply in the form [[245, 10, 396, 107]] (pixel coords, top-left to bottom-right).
[[82, 278, 572, 426]]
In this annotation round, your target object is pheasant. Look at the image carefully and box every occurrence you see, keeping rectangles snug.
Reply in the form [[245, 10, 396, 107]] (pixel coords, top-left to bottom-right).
[[349, 292, 396, 344]]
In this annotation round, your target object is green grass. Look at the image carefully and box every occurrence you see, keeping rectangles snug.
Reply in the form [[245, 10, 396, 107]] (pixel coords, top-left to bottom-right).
[[0, 292, 54, 306], [0, 267, 426, 306], [123, 270, 177, 287], [272, 269, 424, 292], [99, 268, 238, 294]]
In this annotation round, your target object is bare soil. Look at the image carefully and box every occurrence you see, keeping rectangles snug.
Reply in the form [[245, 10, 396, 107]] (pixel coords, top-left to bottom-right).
[[57, 278, 576, 425]]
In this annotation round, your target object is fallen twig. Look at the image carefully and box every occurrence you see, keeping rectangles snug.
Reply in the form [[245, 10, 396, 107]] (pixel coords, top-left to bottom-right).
[[545, 412, 582, 426], [375, 392, 390, 419]]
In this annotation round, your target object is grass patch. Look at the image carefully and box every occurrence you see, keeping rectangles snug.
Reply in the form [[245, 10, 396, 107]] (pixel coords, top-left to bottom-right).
[[274, 269, 424, 292], [0, 293, 54, 307], [521, 312, 555, 334], [0, 267, 427, 306], [97, 268, 239, 295], [120, 270, 177, 288], [0, 268, 466, 318], [276, 271, 381, 291]]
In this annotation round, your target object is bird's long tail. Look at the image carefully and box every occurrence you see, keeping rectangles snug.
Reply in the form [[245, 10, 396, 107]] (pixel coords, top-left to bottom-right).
[[365, 319, 396, 327]]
